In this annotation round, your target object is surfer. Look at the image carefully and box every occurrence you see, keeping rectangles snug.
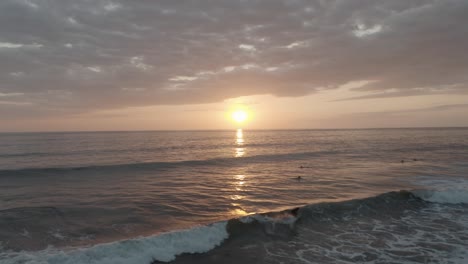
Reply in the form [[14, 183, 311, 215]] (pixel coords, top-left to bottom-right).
[[291, 207, 299, 217]]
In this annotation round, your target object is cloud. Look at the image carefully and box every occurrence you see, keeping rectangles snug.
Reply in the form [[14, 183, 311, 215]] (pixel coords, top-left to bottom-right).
[[0, 0, 467, 117], [354, 103, 468, 117], [315, 103, 468, 128], [336, 85, 468, 101]]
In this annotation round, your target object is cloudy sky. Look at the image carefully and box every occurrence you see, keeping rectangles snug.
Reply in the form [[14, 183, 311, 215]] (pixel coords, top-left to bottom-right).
[[1, 0, 467, 131]]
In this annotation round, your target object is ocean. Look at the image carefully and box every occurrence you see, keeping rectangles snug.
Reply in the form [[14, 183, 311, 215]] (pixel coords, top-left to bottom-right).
[[0, 128, 467, 264]]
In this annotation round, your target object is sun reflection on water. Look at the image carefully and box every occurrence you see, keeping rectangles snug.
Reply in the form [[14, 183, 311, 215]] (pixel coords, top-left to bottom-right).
[[231, 207, 248, 216], [235, 129, 245, 157], [234, 174, 245, 191], [229, 174, 250, 216]]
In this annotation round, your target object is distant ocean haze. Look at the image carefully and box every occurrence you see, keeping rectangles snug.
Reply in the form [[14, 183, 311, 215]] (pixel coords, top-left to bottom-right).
[[0, 128, 467, 263]]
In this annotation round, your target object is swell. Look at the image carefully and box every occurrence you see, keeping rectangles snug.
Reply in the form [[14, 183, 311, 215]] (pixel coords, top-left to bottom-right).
[[3, 189, 467, 264], [0, 150, 338, 176], [164, 189, 468, 264], [0, 141, 306, 159], [163, 189, 468, 263]]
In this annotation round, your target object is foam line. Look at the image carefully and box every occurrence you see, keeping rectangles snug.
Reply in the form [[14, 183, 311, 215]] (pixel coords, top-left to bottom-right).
[[1, 222, 228, 264], [414, 189, 468, 204]]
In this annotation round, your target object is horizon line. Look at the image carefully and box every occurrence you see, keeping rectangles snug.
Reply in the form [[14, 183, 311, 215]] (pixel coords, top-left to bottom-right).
[[1, 126, 467, 134]]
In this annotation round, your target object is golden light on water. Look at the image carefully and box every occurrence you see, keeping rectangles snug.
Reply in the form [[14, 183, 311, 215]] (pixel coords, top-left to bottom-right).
[[230, 194, 245, 200], [229, 137, 250, 217], [230, 208, 248, 216], [230, 174, 250, 216], [235, 128, 245, 157], [234, 174, 245, 191], [236, 129, 244, 144]]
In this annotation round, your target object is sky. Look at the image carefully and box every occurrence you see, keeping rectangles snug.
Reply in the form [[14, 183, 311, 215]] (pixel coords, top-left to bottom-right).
[[1, 0, 468, 132]]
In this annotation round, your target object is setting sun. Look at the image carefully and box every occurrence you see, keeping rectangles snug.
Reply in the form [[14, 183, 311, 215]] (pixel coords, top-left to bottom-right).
[[232, 110, 248, 123]]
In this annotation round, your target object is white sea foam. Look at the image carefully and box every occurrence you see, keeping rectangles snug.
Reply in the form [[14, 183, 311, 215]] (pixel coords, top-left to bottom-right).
[[414, 189, 468, 204], [412, 177, 468, 204], [285, 199, 468, 264], [1, 222, 228, 264], [239, 213, 297, 225]]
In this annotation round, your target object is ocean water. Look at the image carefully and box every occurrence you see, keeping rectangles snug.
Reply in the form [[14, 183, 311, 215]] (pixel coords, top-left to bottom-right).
[[0, 128, 467, 264]]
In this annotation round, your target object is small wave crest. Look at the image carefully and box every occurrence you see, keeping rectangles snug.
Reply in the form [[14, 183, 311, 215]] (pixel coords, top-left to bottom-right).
[[0, 150, 336, 176]]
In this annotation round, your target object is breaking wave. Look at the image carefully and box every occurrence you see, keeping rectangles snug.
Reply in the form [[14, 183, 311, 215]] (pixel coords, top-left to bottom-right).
[[2, 188, 467, 264], [1, 222, 228, 264]]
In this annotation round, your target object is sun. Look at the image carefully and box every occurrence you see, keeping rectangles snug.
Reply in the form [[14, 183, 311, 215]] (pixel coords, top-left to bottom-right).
[[232, 110, 248, 123]]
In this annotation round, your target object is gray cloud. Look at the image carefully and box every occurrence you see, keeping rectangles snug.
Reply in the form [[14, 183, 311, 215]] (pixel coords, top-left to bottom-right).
[[1, 0, 468, 117], [336, 85, 468, 101], [316, 103, 468, 128], [351, 103, 468, 117]]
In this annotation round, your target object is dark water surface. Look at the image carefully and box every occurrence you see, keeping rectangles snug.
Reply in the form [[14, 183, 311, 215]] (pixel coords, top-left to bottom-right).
[[1, 128, 467, 263]]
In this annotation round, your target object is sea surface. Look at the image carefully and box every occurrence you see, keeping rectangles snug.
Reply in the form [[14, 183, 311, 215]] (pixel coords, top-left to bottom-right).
[[0, 128, 467, 264]]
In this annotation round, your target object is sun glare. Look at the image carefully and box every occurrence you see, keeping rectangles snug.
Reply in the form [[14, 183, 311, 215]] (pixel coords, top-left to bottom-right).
[[232, 110, 248, 123]]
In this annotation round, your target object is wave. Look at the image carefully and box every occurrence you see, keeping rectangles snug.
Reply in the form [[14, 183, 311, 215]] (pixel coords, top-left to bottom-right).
[[0, 150, 337, 176], [0, 142, 296, 159], [1, 222, 228, 264], [413, 189, 468, 204], [2, 188, 467, 264], [412, 177, 468, 204]]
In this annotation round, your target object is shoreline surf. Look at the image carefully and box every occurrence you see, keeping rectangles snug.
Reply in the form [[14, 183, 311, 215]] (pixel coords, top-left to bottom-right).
[[2, 188, 467, 264]]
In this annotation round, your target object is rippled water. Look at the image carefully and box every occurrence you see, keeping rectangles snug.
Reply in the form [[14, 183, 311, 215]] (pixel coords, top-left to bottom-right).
[[1, 128, 467, 263]]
